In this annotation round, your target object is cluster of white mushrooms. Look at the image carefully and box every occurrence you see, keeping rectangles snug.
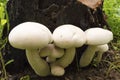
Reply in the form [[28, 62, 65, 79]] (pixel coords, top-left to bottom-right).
[[8, 22, 113, 77]]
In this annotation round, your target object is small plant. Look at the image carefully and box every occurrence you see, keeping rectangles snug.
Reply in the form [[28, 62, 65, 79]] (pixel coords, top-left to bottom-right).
[[103, 59, 120, 77], [0, 0, 9, 79]]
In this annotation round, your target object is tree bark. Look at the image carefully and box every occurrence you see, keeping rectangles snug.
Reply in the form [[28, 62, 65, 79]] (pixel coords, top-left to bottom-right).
[[4, 0, 108, 79]]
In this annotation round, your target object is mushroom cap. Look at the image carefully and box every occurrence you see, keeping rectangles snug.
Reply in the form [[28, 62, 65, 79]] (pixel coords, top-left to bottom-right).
[[53, 24, 86, 48], [96, 44, 109, 52], [85, 28, 113, 45], [9, 22, 53, 49], [51, 65, 65, 76]]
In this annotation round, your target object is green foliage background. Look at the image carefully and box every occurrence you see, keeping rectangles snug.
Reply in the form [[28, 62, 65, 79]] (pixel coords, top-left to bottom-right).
[[103, 0, 120, 43], [0, 0, 9, 79], [0, 0, 9, 48]]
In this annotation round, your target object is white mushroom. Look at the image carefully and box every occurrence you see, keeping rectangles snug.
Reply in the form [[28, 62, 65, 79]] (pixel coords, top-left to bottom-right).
[[53, 24, 86, 48], [85, 28, 113, 45], [79, 28, 113, 67], [51, 24, 86, 76], [95, 44, 109, 63], [80, 44, 108, 67], [8, 22, 52, 76]]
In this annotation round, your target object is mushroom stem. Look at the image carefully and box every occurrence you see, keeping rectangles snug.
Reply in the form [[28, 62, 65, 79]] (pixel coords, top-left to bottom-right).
[[26, 49, 50, 76], [94, 44, 109, 63], [79, 45, 97, 67], [52, 48, 76, 68], [95, 52, 103, 63], [46, 56, 56, 63], [50, 47, 75, 76], [39, 44, 64, 59]]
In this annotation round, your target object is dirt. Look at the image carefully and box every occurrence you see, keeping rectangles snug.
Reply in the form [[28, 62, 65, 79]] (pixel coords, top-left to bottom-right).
[[6, 50, 120, 80]]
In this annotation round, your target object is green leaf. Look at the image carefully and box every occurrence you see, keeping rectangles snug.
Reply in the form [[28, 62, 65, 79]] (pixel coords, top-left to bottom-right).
[[0, 3, 5, 19], [1, 19, 7, 26]]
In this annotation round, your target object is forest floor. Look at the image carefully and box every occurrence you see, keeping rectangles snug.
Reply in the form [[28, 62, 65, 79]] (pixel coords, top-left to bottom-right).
[[7, 49, 120, 80]]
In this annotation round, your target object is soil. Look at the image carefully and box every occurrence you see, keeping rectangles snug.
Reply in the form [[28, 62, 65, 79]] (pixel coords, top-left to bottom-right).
[[6, 50, 120, 80]]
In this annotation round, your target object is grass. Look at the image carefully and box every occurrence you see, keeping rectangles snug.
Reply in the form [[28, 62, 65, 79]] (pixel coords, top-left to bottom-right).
[[103, 0, 120, 50], [102, 0, 120, 76], [0, 0, 9, 79]]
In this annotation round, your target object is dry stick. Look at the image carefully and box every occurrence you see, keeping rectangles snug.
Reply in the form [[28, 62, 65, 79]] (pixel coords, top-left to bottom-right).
[[0, 51, 8, 79]]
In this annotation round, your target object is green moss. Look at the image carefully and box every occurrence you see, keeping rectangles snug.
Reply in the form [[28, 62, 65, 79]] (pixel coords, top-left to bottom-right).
[[103, 0, 120, 40]]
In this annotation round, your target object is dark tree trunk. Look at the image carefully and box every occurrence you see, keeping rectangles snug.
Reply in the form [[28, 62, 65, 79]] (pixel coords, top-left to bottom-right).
[[4, 0, 108, 79]]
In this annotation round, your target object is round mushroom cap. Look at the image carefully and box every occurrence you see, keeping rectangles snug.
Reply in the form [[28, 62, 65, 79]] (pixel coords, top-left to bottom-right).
[[9, 22, 53, 49], [51, 65, 65, 76], [53, 24, 86, 48], [85, 28, 113, 45], [96, 44, 109, 52]]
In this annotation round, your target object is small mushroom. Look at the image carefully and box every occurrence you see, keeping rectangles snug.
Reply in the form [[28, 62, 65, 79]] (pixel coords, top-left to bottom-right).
[[95, 44, 109, 63], [79, 28, 113, 67], [50, 65, 65, 76], [80, 44, 108, 67], [39, 44, 64, 63], [51, 48, 75, 76], [51, 24, 86, 76], [85, 28, 113, 45], [8, 22, 52, 76]]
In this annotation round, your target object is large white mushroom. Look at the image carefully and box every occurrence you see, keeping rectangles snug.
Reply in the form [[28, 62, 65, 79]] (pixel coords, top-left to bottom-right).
[[8, 22, 52, 76], [79, 28, 113, 67], [51, 24, 86, 76], [85, 28, 113, 45], [53, 24, 86, 48]]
